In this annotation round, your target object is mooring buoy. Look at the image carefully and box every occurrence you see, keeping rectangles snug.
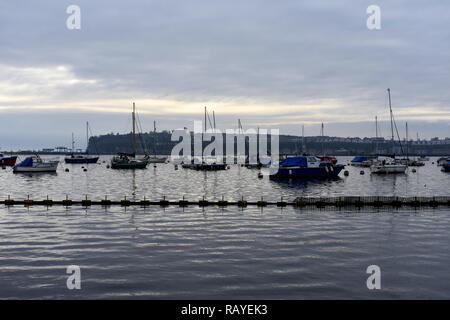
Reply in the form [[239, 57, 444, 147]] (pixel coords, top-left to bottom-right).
[[258, 173, 263, 179], [344, 170, 349, 176], [360, 170, 365, 175], [412, 168, 417, 173], [65, 168, 69, 172]]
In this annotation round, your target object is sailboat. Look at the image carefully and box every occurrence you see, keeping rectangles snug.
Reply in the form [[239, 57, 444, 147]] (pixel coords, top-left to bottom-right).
[[352, 116, 383, 167], [370, 89, 407, 174], [64, 122, 100, 164], [182, 107, 227, 170], [111, 103, 149, 169], [147, 121, 168, 163], [317, 123, 337, 164], [396, 122, 424, 167]]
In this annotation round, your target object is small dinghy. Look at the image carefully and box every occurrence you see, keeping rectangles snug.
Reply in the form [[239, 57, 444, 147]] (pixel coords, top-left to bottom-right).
[[13, 156, 59, 173]]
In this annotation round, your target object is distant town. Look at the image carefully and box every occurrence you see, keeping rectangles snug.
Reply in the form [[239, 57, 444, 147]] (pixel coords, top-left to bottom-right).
[[3, 131, 450, 156]]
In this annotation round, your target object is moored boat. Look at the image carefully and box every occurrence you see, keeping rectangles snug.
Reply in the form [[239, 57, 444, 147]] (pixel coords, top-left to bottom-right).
[[111, 103, 149, 170], [147, 156, 168, 164], [269, 156, 344, 179], [370, 159, 407, 174], [442, 161, 450, 172], [395, 158, 425, 167], [111, 153, 148, 169], [182, 107, 228, 171], [0, 154, 18, 166], [318, 156, 337, 164], [351, 156, 376, 167], [64, 122, 99, 164], [13, 156, 59, 173], [369, 89, 407, 175], [437, 157, 449, 166], [65, 154, 99, 164]]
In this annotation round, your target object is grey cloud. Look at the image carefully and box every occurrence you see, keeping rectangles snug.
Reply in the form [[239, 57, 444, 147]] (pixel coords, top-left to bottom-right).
[[0, 0, 449, 148]]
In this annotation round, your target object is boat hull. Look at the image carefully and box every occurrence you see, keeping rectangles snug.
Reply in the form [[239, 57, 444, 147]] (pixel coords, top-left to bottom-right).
[[270, 165, 344, 179], [111, 161, 148, 169], [182, 163, 227, 171], [147, 158, 167, 163], [442, 164, 450, 172], [13, 163, 58, 173], [0, 156, 17, 166], [65, 157, 99, 164], [370, 165, 407, 174]]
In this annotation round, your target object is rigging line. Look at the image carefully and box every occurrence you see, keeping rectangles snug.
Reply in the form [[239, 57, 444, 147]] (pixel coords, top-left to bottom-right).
[[87, 125, 100, 155], [206, 110, 213, 131], [392, 112, 404, 155], [135, 112, 149, 155]]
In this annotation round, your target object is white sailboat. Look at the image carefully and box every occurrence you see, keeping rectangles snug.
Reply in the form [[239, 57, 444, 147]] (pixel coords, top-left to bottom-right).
[[370, 89, 407, 174]]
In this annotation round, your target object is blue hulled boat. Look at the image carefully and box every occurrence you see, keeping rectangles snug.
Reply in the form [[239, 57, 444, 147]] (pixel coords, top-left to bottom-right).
[[65, 154, 99, 164], [442, 160, 450, 172], [350, 156, 376, 167], [269, 156, 344, 179]]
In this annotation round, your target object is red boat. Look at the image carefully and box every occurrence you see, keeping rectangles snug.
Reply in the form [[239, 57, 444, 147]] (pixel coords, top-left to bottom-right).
[[0, 154, 18, 166], [319, 156, 338, 165]]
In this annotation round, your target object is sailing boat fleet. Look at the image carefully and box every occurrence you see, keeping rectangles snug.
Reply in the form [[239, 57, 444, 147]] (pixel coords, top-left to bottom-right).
[[3, 93, 447, 178]]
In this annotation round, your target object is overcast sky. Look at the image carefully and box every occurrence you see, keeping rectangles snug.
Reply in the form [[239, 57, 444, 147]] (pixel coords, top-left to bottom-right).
[[1, 0, 449, 150]]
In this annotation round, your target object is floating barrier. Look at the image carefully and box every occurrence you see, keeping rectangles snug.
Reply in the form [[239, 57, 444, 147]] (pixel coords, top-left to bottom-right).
[[1, 196, 450, 208]]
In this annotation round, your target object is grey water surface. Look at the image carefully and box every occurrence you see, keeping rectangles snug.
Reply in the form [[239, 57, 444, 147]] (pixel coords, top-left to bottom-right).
[[1, 156, 449, 299]]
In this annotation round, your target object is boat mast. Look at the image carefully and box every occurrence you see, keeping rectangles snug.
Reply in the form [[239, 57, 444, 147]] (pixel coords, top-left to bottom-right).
[[132, 102, 136, 155], [86, 122, 89, 154], [321, 122, 324, 156], [153, 120, 157, 157], [71, 133, 75, 153], [406, 122, 409, 160], [203, 106, 206, 163], [213, 111, 216, 132], [375, 116, 379, 155], [388, 88, 395, 155], [302, 125, 306, 154]]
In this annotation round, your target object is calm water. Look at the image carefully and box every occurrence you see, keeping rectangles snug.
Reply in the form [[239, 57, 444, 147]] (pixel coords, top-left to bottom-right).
[[1, 156, 450, 299]]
